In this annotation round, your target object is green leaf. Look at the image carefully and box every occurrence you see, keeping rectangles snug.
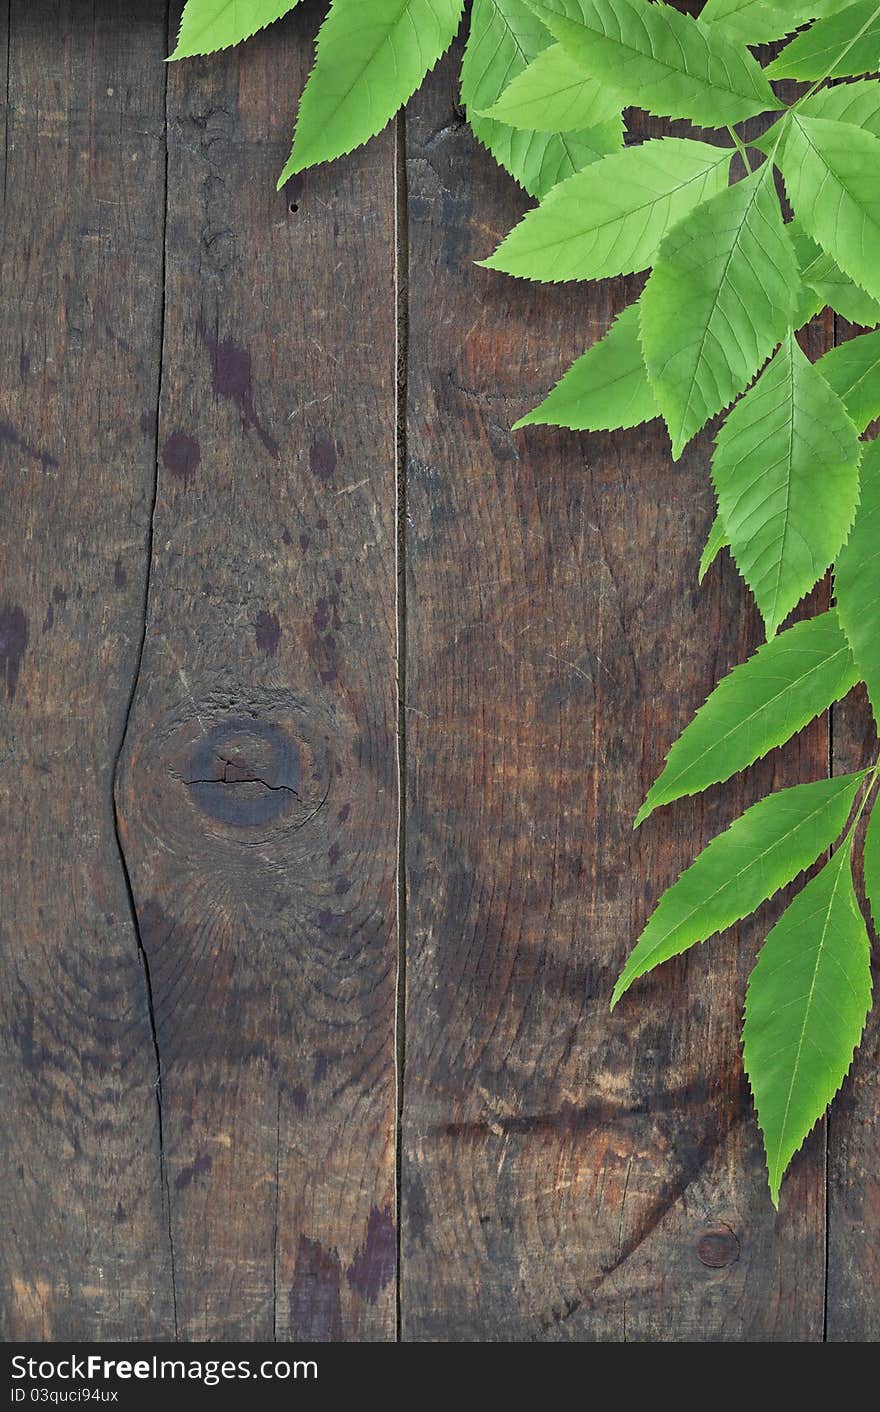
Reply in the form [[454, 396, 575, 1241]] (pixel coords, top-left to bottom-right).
[[170, 0, 303, 57], [526, 0, 782, 126], [700, 0, 834, 47], [835, 440, 880, 722], [744, 838, 872, 1204], [712, 332, 862, 637], [482, 138, 732, 283], [479, 42, 622, 131], [278, 0, 465, 181], [787, 217, 880, 329], [799, 76, 880, 136], [862, 792, 880, 930], [635, 611, 859, 827], [514, 301, 658, 430], [641, 165, 798, 459], [776, 114, 880, 307], [817, 329, 880, 432], [462, 0, 621, 198], [767, 0, 880, 80], [698, 511, 728, 584], [613, 772, 865, 1009]]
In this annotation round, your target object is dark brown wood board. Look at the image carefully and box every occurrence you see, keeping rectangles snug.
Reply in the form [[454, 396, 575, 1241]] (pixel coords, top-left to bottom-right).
[[0, 0, 174, 1339], [400, 46, 829, 1342], [828, 309, 880, 1340], [3, 0, 880, 1345], [113, 2, 399, 1341], [828, 683, 880, 1342]]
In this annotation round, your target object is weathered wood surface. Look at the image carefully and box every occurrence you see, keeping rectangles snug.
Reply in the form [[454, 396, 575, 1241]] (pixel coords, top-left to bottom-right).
[[401, 50, 830, 1342], [114, 1, 399, 1341], [0, 0, 174, 1339], [1, 1, 879, 1343]]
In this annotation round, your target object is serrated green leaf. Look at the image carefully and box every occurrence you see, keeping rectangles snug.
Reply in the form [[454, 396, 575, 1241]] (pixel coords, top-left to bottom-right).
[[799, 76, 880, 136], [787, 217, 880, 328], [861, 791, 880, 930], [462, 0, 621, 198], [712, 332, 862, 637], [776, 115, 880, 307], [514, 301, 658, 430], [483, 138, 731, 283], [641, 165, 798, 459], [479, 42, 621, 131], [526, 0, 782, 126], [700, 0, 833, 47], [613, 772, 865, 1009], [698, 511, 728, 584], [767, 0, 880, 80], [170, 0, 303, 58], [818, 329, 880, 431], [744, 838, 872, 1204], [835, 440, 880, 722], [635, 611, 859, 827], [278, 0, 465, 181]]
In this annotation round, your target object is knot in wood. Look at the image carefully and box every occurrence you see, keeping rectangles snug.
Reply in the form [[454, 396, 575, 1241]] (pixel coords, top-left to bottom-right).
[[696, 1225, 740, 1269], [184, 717, 301, 827]]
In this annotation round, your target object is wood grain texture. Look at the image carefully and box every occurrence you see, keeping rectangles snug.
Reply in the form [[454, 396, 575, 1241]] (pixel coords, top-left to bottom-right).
[[113, 1, 399, 1341], [827, 320, 880, 1344], [827, 685, 879, 1342], [400, 46, 829, 1342], [0, 0, 174, 1339]]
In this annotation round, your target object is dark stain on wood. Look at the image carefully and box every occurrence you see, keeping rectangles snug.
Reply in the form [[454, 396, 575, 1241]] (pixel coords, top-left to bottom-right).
[[196, 319, 279, 461], [0, 604, 28, 700], [346, 1204, 396, 1303], [162, 430, 200, 485], [289, 1235, 343, 1341]]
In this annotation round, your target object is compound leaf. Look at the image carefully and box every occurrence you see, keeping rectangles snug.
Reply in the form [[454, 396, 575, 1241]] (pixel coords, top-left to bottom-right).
[[514, 301, 658, 430], [463, 0, 620, 198], [526, 0, 781, 126], [744, 839, 872, 1204], [613, 771, 866, 1009], [635, 611, 859, 827], [170, 0, 303, 57], [483, 138, 731, 283], [776, 114, 880, 308], [480, 42, 622, 131], [278, 0, 465, 181], [712, 332, 862, 637], [835, 439, 880, 723], [641, 165, 798, 459], [767, 0, 880, 80], [817, 329, 880, 432]]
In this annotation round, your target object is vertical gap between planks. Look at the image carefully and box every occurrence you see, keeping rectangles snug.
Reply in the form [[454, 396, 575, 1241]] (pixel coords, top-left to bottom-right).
[[109, 0, 178, 1337], [393, 104, 409, 1344]]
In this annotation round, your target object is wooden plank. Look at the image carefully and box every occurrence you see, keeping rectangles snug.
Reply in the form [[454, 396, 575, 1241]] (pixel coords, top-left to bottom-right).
[[114, 2, 399, 1341], [0, 0, 174, 1338], [827, 309, 880, 1338], [401, 45, 828, 1342], [827, 686, 879, 1342]]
